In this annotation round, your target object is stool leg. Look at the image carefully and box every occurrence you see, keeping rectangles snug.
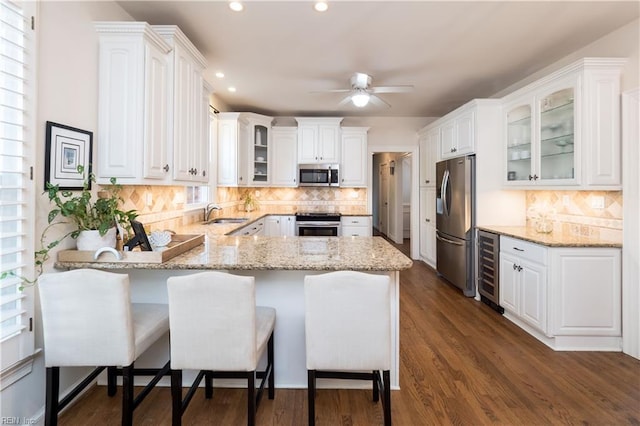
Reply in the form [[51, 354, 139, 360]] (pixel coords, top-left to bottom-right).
[[247, 371, 256, 426], [205, 371, 213, 399], [268, 331, 275, 399], [171, 369, 183, 426], [307, 370, 316, 426], [45, 367, 60, 426], [122, 363, 134, 426], [383, 370, 391, 426], [107, 366, 117, 396], [373, 370, 380, 402]]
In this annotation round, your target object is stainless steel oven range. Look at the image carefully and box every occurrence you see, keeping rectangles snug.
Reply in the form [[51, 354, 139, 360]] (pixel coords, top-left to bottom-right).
[[295, 212, 341, 237]]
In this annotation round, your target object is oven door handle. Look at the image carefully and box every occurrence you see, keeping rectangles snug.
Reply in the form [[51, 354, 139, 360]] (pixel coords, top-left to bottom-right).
[[296, 222, 340, 226]]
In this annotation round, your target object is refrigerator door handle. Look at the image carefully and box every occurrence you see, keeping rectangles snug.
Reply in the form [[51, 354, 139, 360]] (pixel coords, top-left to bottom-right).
[[436, 231, 464, 246], [441, 169, 450, 217]]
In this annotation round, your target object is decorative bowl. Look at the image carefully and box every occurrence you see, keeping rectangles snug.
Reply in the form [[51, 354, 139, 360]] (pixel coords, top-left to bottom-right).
[[149, 230, 172, 247]]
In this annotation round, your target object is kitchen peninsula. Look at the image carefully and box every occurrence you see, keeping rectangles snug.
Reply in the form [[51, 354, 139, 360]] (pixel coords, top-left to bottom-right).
[[54, 218, 413, 389]]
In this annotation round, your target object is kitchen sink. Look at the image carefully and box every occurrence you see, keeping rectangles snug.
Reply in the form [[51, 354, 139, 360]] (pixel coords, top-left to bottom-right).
[[206, 217, 249, 224]]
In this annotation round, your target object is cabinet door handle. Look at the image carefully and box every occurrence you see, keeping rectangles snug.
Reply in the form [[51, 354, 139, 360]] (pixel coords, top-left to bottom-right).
[[425, 180, 430, 184], [202, 170, 206, 177], [239, 176, 243, 181], [163, 164, 170, 172], [513, 264, 518, 270], [533, 174, 539, 180], [513, 247, 524, 251], [193, 168, 198, 175], [517, 265, 523, 272], [425, 218, 430, 222]]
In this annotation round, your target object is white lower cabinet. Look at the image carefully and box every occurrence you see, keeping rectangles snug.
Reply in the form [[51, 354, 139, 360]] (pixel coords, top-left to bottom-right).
[[341, 216, 372, 237], [264, 215, 296, 237], [499, 235, 621, 350], [419, 187, 436, 266], [230, 219, 265, 236]]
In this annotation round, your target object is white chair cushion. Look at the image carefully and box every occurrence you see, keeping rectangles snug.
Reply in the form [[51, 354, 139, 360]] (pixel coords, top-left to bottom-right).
[[255, 306, 276, 360], [305, 271, 391, 371], [39, 269, 168, 368], [131, 303, 170, 359], [167, 271, 275, 372]]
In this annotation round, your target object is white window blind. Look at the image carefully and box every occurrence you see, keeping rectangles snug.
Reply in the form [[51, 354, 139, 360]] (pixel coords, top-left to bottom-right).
[[0, 0, 36, 380]]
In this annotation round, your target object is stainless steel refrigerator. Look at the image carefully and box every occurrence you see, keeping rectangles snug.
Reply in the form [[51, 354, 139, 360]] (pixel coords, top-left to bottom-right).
[[435, 155, 476, 297]]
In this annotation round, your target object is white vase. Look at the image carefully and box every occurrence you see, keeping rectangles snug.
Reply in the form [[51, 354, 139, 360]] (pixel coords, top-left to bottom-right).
[[76, 227, 117, 251]]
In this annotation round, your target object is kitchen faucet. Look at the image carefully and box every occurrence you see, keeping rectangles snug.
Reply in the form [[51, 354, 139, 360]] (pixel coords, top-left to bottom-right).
[[205, 203, 222, 222]]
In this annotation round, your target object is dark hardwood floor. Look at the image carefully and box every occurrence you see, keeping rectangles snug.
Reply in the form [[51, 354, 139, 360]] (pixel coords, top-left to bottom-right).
[[59, 237, 640, 425]]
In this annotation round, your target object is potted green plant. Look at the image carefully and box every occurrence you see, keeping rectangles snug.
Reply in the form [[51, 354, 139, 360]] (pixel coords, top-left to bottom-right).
[[1, 165, 137, 289], [45, 165, 138, 250]]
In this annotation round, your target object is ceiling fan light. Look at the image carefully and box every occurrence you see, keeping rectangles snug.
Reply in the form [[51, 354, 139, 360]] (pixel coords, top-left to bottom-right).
[[352, 92, 370, 107]]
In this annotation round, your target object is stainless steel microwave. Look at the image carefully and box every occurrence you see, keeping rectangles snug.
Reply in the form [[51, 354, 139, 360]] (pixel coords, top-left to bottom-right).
[[298, 164, 339, 187]]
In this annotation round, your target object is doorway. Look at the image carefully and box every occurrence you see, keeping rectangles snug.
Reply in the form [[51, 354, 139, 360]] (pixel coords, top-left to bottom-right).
[[371, 151, 414, 254]]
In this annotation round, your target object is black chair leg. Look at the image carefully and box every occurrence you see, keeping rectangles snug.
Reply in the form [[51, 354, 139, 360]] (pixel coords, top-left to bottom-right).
[[107, 366, 117, 396], [205, 371, 213, 399], [268, 332, 275, 399], [122, 363, 134, 426], [383, 370, 391, 426], [171, 369, 183, 426], [45, 367, 60, 426], [307, 370, 316, 426], [247, 371, 256, 426], [373, 370, 380, 402]]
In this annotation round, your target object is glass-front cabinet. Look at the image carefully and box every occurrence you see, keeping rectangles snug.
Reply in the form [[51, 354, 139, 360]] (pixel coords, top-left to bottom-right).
[[539, 87, 575, 181], [506, 103, 533, 183], [505, 83, 578, 187], [503, 59, 624, 190], [252, 125, 268, 184]]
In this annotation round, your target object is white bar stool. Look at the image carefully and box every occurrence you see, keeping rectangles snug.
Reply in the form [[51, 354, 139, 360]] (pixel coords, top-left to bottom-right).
[[304, 271, 392, 426], [38, 269, 170, 426], [167, 271, 275, 426]]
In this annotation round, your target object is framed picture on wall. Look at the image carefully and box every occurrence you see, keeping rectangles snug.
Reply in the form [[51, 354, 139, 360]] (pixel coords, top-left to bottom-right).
[[45, 121, 93, 190]]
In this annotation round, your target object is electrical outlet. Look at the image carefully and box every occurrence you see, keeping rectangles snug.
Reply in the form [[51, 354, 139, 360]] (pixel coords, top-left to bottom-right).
[[590, 195, 605, 209], [145, 193, 153, 206], [562, 195, 571, 206]]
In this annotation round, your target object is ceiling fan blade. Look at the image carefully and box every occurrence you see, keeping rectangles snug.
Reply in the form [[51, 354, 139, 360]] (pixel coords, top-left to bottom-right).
[[338, 95, 353, 106], [369, 94, 391, 108], [309, 89, 351, 93], [371, 85, 414, 94]]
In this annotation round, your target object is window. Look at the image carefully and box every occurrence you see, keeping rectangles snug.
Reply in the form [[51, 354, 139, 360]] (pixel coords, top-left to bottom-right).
[[0, 0, 36, 386]]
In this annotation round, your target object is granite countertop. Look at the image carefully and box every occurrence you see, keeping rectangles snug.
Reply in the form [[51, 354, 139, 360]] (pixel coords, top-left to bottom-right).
[[477, 226, 622, 248], [55, 215, 413, 271]]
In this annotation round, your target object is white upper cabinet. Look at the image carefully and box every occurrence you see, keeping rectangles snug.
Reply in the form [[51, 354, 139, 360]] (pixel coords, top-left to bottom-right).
[[217, 112, 272, 187], [95, 23, 209, 185], [419, 127, 438, 187], [271, 127, 298, 187], [439, 109, 475, 160], [340, 127, 369, 187], [503, 58, 625, 189], [153, 25, 209, 183], [295, 117, 342, 164], [95, 22, 172, 184]]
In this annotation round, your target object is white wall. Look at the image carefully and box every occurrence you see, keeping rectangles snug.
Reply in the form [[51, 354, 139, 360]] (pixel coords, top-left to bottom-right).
[[493, 18, 639, 97], [1, 1, 135, 421]]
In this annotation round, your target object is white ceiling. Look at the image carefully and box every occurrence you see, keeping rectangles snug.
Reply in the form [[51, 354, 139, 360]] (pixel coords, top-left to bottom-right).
[[116, 1, 639, 117]]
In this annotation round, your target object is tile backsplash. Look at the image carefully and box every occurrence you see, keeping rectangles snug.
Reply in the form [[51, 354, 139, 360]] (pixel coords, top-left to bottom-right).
[[113, 185, 368, 231], [526, 190, 622, 241]]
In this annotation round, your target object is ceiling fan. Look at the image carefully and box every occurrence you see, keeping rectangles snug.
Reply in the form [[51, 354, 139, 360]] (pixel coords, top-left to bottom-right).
[[314, 72, 414, 108]]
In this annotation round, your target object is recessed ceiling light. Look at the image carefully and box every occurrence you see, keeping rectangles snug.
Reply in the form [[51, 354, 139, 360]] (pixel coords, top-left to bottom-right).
[[314, 1, 328, 12], [229, 1, 243, 12], [228, 86, 237, 92], [215, 71, 225, 78]]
